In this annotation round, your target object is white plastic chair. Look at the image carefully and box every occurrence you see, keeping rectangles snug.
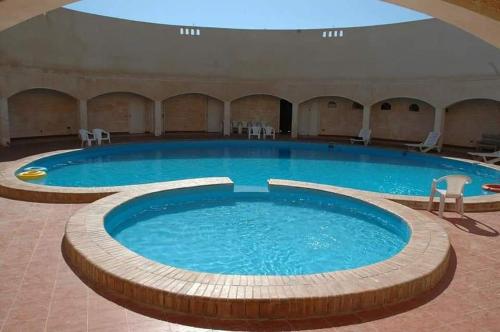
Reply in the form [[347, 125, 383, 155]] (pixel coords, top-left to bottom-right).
[[79, 129, 96, 147], [468, 150, 500, 164], [240, 121, 248, 134], [231, 121, 240, 134], [405, 131, 441, 153], [350, 128, 371, 146], [92, 128, 111, 145], [428, 175, 471, 218], [263, 126, 276, 140], [248, 126, 261, 139]]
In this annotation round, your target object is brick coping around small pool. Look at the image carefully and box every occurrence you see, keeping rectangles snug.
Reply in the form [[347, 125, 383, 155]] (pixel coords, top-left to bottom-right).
[[62, 177, 451, 321], [0, 146, 499, 211]]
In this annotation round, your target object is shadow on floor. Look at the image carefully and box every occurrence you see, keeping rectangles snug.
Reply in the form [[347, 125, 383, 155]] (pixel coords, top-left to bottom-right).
[[434, 213, 499, 237]]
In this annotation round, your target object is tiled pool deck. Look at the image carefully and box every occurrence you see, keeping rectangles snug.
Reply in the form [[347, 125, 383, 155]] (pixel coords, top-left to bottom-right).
[[1, 136, 499, 331], [1, 196, 499, 331]]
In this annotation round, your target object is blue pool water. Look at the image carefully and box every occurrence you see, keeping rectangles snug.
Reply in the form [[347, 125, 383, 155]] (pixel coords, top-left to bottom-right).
[[20, 140, 499, 196], [105, 186, 410, 275]]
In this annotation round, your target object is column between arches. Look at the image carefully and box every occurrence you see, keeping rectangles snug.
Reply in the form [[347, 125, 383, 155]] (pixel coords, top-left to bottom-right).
[[291, 102, 299, 138], [0, 96, 10, 146], [154, 100, 163, 136], [223, 101, 231, 136], [79, 99, 88, 130], [433, 107, 446, 149], [362, 105, 371, 132]]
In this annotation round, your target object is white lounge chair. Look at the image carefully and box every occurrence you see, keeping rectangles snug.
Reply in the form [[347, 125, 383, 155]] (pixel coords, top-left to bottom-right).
[[92, 128, 111, 145], [468, 150, 500, 164], [248, 126, 261, 139], [350, 128, 371, 146], [79, 129, 96, 147], [263, 126, 276, 140], [428, 175, 471, 218], [405, 131, 441, 153]]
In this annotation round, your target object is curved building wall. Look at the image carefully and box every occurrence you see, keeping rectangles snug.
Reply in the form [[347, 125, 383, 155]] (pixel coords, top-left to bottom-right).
[[1, 9, 499, 82], [1, 9, 499, 106], [0, 9, 499, 146], [2, 0, 500, 48]]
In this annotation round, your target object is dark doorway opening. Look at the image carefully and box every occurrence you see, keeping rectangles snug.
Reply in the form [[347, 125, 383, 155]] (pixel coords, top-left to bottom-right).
[[279, 99, 292, 134]]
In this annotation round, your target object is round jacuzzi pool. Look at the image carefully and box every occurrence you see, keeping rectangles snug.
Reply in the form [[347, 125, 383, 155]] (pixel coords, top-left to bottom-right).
[[63, 179, 450, 321], [105, 185, 410, 275]]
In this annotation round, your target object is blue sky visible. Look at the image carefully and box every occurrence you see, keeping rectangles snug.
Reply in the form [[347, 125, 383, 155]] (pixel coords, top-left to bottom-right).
[[65, 0, 431, 29]]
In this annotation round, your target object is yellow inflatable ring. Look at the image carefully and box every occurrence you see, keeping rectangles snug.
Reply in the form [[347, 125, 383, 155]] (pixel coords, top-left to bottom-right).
[[17, 170, 47, 180]]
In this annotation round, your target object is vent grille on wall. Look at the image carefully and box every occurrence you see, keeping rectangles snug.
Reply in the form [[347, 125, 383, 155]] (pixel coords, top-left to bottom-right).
[[322, 30, 344, 38], [180, 28, 201, 36]]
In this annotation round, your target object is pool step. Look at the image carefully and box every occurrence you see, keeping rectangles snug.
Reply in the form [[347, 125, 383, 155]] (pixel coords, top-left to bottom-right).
[[233, 185, 269, 193]]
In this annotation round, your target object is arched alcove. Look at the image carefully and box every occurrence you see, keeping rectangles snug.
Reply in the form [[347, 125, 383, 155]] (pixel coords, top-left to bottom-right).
[[162, 93, 223, 133], [230, 94, 291, 134], [299, 96, 364, 137], [370, 97, 435, 142], [8, 88, 78, 138], [443, 99, 500, 147], [88, 92, 154, 134]]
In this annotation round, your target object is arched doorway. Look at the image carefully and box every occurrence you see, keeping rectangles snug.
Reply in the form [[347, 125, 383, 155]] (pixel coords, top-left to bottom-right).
[[231, 94, 290, 134]]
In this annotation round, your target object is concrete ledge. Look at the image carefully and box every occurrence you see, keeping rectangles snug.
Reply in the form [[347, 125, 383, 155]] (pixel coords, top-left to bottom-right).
[[62, 178, 450, 322]]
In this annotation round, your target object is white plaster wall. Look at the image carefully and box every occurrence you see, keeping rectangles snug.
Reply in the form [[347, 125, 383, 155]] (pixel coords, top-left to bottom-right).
[[2, 1, 500, 48], [1, 9, 500, 84]]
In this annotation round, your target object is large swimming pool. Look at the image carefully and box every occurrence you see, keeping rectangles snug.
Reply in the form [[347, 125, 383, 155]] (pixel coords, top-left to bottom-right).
[[19, 140, 499, 196], [105, 186, 410, 275]]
